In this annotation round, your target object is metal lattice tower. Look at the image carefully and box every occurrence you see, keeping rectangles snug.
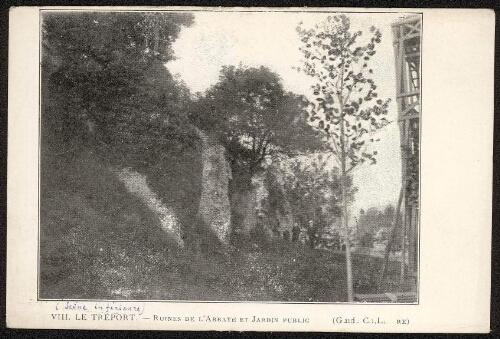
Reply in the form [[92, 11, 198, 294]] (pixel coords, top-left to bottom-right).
[[392, 16, 421, 277]]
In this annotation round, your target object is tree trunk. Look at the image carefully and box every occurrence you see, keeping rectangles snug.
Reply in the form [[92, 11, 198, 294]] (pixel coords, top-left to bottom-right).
[[339, 88, 354, 302], [230, 186, 256, 237], [340, 172, 354, 302], [228, 167, 259, 238]]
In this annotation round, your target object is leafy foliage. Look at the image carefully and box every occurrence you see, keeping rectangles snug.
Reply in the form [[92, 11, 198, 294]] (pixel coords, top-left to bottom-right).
[[296, 15, 391, 172], [41, 12, 196, 167], [283, 157, 338, 225], [281, 156, 356, 245], [192, 65, 323, 175]]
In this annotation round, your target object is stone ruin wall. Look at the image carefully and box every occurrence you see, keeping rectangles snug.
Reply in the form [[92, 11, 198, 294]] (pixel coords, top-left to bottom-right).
[[196, 129, 232, 245], [194, 129, 296, 243]]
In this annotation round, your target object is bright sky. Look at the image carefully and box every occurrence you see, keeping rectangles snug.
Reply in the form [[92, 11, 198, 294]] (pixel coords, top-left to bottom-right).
[[166, 10, 410, 216]]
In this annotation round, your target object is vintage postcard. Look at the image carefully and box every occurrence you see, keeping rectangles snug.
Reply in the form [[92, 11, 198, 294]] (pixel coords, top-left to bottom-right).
[[7, 7, 493, 332]]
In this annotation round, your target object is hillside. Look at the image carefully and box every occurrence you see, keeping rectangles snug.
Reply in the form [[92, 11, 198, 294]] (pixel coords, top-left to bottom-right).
[[40, 150, 407, 301]]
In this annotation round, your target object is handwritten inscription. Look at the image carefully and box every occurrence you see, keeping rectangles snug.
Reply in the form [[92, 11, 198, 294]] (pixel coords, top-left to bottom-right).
[[55, 301, 144, 315], [51, 301, 145, 321]]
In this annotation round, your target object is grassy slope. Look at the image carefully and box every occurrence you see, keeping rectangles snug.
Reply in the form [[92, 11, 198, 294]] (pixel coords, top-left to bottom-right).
[[40, 150, 409, 301], [40, 150, 169, 299]]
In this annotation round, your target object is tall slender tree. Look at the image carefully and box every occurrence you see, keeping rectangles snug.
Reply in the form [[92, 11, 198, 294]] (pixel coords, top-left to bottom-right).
[[297, 14, 391, 301]]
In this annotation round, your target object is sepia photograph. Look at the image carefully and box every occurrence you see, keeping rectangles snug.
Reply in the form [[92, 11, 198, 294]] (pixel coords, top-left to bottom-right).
[[7, 6, 494, 331], [38, 9, 421, 303]]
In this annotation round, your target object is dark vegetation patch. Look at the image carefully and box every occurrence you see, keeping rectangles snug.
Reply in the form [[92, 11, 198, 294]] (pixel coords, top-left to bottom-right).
[[40, 151, 405, 301]]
